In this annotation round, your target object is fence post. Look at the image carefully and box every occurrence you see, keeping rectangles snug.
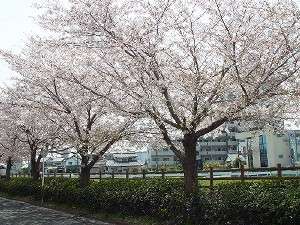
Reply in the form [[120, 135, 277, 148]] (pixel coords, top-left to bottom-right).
[[209, 167, 213, 190], [126, 169, 129, 180], [161, 168, 165, 179], [142, 169, 146, 179], [240, 164, 245, 182], [277, 163, 282, 177], [54, 171, 56, 177], [99, 169, 102, 180], [112, 170, 115, 179], [69, 173, 72, 178]]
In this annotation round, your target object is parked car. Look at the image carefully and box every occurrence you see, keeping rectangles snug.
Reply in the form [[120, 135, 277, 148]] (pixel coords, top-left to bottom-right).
[[56, 165, 65, 173]]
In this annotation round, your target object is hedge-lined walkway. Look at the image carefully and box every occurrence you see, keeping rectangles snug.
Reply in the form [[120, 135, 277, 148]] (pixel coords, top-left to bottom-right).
[[0, 197, 112, 225], [1, 178, 300, 225]]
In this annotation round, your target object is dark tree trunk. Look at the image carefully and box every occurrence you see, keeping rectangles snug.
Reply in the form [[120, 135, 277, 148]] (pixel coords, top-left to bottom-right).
[[79, 166, 91, 187], [30, 149, 41, 180], [31, 160, 40, 180], [182, 133, 198, 194], [79, 155, 91, 187], [6, 157, 12, 180]]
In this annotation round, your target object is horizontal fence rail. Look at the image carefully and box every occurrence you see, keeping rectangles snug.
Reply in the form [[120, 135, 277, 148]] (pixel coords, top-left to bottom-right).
[[8, 164, 300, 189]]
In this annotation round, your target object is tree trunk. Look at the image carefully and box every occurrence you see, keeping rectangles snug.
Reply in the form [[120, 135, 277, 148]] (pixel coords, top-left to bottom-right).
[[31, 160, 40, 180], [79, 166, 91, 187], [182, 133, 198, 194], [30, 153, 41, 181], [6, 157, 12, 180], [79, 155, 91, 187]]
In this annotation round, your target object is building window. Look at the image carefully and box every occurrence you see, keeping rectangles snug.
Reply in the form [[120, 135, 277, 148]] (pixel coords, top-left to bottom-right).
[[218, 157, 222, 160], [163, 158, 170, 161], [278, 155, 283, 159], [259, 135, 268, 167]]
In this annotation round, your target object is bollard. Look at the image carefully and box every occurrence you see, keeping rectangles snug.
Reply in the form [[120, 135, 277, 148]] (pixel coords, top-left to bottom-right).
[[277, 163, 282, 177], [240, 164, 245, 182], [126, 169, 129, 179], [161, 168, 165, 179], [209, 167, 213, 190]]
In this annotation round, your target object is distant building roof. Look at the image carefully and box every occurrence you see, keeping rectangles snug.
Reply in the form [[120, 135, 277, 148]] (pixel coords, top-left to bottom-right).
[[113, 153, 138, 158], [106, 160, 144, 167], [45, 157, 64, 162]]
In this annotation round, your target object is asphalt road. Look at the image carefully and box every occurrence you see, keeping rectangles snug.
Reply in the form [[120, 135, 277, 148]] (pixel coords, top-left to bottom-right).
[[0, 197, 112, 225]]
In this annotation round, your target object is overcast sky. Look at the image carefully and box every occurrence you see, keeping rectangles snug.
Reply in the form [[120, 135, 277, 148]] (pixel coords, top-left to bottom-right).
[[0, 0, 38, 86]]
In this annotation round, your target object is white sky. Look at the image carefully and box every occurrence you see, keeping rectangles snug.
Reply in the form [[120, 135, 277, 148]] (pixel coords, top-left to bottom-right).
[[0, 0, 38, 86]]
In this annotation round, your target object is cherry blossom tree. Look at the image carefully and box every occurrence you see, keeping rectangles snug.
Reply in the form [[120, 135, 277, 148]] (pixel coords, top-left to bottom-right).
[[1, 0, 299, 192], [0, 115, 26, 179], [1, 43, 140, 186], [0, 91, 62, 180], [29, 0, 300, 193]]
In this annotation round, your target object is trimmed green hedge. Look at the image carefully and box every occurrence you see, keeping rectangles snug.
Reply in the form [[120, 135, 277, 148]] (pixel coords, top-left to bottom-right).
[[0, 178, 299, 225]]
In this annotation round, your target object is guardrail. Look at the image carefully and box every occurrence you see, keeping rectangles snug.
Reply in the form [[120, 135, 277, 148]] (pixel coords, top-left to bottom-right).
[[10, 164, 300, 189]]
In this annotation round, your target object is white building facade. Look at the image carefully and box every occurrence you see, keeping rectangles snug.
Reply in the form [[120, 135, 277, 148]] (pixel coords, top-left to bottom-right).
[[105, 153, 145, 173], [148, 146, 180, 169], [236, 128, 292, 168]]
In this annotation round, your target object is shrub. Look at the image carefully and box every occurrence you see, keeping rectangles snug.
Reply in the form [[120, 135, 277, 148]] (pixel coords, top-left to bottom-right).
[[0, 177, 299, 225], [203, 161, 226, 170], [209, 180, 300, 225]]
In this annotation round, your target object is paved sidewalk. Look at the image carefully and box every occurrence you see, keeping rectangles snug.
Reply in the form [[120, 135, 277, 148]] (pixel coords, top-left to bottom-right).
[[0, 197, 112, 225]]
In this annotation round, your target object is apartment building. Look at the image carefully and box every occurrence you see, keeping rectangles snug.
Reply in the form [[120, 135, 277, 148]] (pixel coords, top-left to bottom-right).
[[236, 128, 292, 168], [148, 146, 179, 169], [197, 135, 239, 163]]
